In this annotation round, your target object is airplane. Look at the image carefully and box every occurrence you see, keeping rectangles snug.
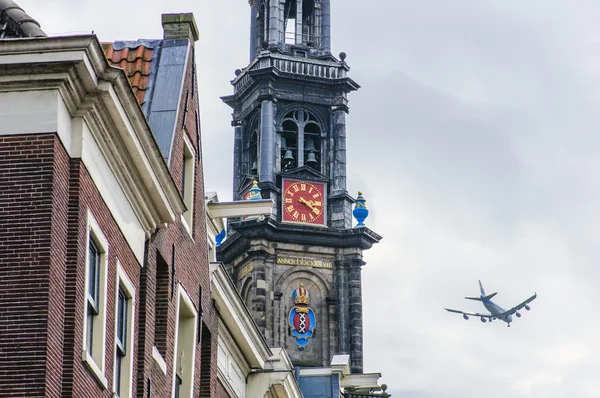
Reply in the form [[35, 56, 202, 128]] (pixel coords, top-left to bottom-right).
[[444, 280, 537, 327]]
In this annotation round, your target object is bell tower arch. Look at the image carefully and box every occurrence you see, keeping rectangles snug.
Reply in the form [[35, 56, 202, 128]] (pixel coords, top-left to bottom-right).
[[219, 0, 381, 373]]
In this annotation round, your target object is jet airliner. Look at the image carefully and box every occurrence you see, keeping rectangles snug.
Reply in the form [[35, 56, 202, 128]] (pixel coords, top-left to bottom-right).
[[445, 281, 537, 327]]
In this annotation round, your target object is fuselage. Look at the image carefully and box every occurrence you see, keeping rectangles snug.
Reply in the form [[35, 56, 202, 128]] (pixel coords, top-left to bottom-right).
[[483, 300, 513, 324]]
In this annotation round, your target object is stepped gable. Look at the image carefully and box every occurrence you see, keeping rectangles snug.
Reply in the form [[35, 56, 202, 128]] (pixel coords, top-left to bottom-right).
[[0, 0, 46, 38]]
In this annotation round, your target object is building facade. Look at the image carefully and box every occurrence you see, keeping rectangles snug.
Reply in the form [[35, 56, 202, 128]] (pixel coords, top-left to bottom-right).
[[218, 0, 382, 374], [0, 5, 219, 397]]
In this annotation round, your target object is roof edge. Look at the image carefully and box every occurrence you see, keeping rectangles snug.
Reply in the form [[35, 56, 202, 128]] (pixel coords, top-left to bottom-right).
[[0, 0, 46, 38]]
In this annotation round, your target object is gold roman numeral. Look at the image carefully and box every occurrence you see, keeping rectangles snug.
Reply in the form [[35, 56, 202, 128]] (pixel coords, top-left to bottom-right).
[[301, 214, 307, 221], [293, 185, 300, 192], [293, 211, 300, 219], [287, 205, 294, 212], [285, 198, 292, 204], [313, 193, 320, 199]]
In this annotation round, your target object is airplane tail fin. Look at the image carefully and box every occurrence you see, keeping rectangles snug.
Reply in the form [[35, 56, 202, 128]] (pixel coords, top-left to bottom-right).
[[465, 280, 497, 301]]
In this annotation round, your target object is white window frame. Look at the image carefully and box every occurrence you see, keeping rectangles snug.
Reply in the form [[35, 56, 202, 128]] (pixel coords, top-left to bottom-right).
[[181, 133, 196, 236], [172, 284, 198, 398], [113, 262, 136, 398], [217, 321, 250, 398], [82, 210, 109, 388]]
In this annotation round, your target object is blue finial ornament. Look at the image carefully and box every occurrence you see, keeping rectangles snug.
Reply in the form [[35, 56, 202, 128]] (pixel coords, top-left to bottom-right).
[[215, 229, 226, 246], [353, 191, 369, 226], [248, 180, 262, 200]]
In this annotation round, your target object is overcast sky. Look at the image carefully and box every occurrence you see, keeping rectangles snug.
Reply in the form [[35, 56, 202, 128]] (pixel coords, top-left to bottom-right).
[[19, 0, 600, 396]]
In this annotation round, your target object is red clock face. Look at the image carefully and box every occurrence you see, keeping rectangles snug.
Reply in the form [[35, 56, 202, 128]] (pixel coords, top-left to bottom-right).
[[282, 179, 326, 225]]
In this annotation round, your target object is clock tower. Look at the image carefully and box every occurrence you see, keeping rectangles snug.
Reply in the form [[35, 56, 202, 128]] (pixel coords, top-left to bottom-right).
[[218, 0, 381, 373]]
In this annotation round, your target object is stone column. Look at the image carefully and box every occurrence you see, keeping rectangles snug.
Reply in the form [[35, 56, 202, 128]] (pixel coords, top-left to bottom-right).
[[269, 0, 280, 46], [331, 107, 347, 194], [249, 0, 258, 61], [297, 122, 305, 167], [335, 259, 348, 354], [321, 0, 331, 53], [327, 297, 338, 364], [259, 99, 275, 183], [348, 258, 365, 373], [232, 122, 243, 200], [296, 0, 303, 45], [250, 254, 269, 335]]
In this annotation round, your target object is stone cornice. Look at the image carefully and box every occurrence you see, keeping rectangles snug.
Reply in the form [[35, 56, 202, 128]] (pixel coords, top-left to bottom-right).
[[217, 219, 382, 263], [0, 36, 186, 236]]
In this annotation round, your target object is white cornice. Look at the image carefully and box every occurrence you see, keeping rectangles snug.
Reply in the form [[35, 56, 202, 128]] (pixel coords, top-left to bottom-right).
[[207, 198, 273, 220], [210, 263, 272, 368], [0, 36, 186, 237]]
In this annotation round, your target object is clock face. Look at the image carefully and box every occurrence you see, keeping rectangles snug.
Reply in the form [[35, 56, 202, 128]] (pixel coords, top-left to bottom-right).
[[282, 179, 326, 225]]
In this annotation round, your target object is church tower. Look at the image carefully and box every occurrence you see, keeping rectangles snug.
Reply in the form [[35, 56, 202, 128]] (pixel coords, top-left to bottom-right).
[[218, 0, 381, 373]]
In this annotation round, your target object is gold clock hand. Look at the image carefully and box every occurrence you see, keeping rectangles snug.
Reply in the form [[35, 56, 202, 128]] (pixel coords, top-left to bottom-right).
[[299, 197, 315, 209]]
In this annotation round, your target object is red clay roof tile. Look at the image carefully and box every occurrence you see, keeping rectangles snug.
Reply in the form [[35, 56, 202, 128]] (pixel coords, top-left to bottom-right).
[[101, 42, 155, 105]]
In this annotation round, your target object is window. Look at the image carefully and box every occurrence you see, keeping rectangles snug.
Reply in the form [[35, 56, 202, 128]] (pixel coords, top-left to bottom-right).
[[154, 251, 169, 358], [250, 131, 259, 175], [284, 0, 297, 44], [172, 285, 198, 398], [181, 134, 195, 235], [115, 289, 127, 394], [280, 109, 322, 171], [113, 264, 135, 398], [82, 210, 109, 387], [87, 240, 100, 354], [174, 375, 183, 398]]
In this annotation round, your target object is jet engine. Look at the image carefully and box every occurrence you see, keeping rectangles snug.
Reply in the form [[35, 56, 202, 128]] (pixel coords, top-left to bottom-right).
[[463, 314, 469, 320], [516, 312, 521, 318], [525, 305, 531, 311], [480, 317, 487, 323]]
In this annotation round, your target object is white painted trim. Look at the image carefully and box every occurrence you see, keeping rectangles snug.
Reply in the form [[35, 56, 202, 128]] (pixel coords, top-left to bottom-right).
[[207, 199, 273, 219], [80, 121, 146, 264], [210, 264, 271, 368], [180, 132, 196, 238], [171, 284, 198, 398], [82, 350, 108, 388], [340, 373, 383, 390], [0, 36, 186, 243], [298, 368, 333, 377], [152, 346, 168, 375], [82, 210, 109, 385], [113, 261, 136, 398]]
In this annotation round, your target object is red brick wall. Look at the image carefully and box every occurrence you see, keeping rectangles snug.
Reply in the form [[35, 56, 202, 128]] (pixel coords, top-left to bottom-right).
[[136, 41, 219, 398], [0, 135, 59, 396], [216, 379, 233, 398], [0, 38, 217, 398], [65, 161, 142, 397]]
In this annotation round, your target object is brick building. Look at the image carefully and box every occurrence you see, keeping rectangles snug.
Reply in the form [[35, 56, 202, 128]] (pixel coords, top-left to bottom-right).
[[0, 3, 218, 396]]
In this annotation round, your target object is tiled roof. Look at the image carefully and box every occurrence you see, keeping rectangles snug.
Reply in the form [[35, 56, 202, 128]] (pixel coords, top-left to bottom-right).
[[0, 0, 46, 39], [102, 41, 157, 106]]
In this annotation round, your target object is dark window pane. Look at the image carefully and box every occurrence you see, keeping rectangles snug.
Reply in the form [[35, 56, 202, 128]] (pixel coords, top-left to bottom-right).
[[88, 239, 100, 305], [174, 374, 182, 398], [115, 352, 123, 396], [117, 288, 127, 351], [86, 308, 94, 354]]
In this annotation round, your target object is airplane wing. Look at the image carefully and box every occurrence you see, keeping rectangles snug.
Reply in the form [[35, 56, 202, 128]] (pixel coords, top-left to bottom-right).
[[444, 308, 494, 318], [503, 293, 537, 316]]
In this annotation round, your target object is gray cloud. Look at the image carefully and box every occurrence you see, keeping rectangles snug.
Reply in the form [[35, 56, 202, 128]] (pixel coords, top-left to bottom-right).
[[19, 0, 600, 396]]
